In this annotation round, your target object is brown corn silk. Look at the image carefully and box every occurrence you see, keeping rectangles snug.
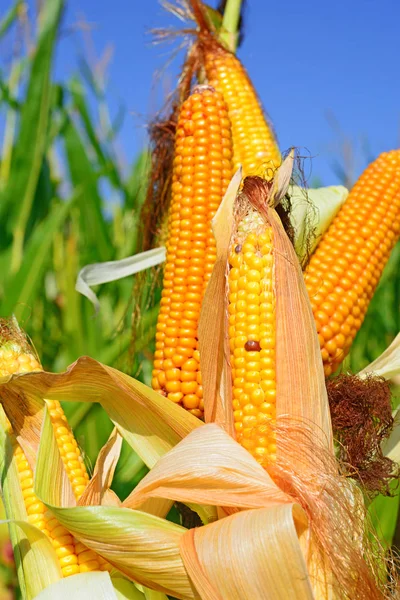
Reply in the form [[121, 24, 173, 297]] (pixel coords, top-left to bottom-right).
[[304, 150, 400, 376], [151, 85, 234, 418], [0, 320, 110, 576], [189, 0, 280, 177]]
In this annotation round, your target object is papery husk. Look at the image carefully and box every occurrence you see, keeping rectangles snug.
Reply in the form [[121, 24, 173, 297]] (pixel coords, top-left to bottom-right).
[[33, 405, 198, 600], [131, 424, 395, 600], [258, 154, 333, 460], [181, 504, 313, 600], [0, 407, 62, 599], [123, 425, 291, 511], [78, 428, 122, 507], [198, 167, 241, 433], [0, 357, 202, 470]]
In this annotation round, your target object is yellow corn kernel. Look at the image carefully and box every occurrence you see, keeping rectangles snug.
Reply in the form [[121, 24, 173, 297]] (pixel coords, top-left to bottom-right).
[[228, 210, 276, 465], [204, 44, 280, 177], [304, 150, 400, 376], [46, 399, 89, 500], [152, 85, 234, 418]]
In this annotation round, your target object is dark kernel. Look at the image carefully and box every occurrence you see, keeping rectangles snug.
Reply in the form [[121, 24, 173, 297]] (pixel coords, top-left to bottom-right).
[[235, 244, 242, 253], [244, 340, 261, 351]]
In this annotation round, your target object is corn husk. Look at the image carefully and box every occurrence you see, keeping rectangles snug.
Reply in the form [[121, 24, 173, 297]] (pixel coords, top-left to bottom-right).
[[359, 331, 400, 381], [198, 167, 242, 432], [0, 407, 61, 599], [200, 152, 333, 468], [33, 572, 122, 600], [290, 184, 348, 265], [78, 427, 122, 507]]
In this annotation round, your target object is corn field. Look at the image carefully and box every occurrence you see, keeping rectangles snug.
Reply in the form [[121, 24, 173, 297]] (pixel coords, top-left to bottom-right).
[[0, 0, 400, 599]]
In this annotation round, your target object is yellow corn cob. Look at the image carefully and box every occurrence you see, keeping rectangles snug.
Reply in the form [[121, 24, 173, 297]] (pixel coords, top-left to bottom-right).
[[0, 329, 111, 575], [304, 150, 400, 376], [203, 43, 281, 177], [151, 85, 234, 418], [228, 210, 276, 464]]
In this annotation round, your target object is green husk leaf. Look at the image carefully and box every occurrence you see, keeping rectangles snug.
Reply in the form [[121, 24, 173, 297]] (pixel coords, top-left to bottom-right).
[[111, 575, 148, 599], [359, 331, 400, 381], [0, 408, 62, 598], [290, 184, 348, 265]]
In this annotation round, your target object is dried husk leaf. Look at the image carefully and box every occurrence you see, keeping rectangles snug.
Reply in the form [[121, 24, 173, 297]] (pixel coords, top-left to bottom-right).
[[123, 424, 291, 510], [78, 428, 123, 507], [270, 148, 294, 207], [0, 357, 202, 469], [198, 168, 242, 432], [271, 204, 333, 455], [180, 504, 313, 600], [34, 404, 198, 600]]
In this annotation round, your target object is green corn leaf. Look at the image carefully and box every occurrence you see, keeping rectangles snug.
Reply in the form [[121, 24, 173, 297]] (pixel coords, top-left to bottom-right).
[[0, 0, 64, 272], [0, 191, 78, 320], [63, 116, 112, 263], [68, 77, 123, 190], [0, 0, 22, 40]]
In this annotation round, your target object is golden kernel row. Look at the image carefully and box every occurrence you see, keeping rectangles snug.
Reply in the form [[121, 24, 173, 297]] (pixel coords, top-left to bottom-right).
[[305, 151, 400, 376], [152, 87, 233, 417], [204, 49, 280, 176], [228, 219, 277, 465]]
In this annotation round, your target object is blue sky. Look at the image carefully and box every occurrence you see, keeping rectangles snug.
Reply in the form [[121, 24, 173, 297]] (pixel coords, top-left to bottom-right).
[[8, 0, 400, 185]]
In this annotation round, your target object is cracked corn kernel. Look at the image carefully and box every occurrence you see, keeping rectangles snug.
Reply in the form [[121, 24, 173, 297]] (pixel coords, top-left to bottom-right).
[[152, 86, 233, 418]]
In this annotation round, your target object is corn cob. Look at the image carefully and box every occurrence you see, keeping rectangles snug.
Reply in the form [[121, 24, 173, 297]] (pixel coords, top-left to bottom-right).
[[0, 332, 110, 576], [228, 209, 276, 464], [304, 150, 400, 376], [151, 85, 234, 418], [203, 43, 280, 177]]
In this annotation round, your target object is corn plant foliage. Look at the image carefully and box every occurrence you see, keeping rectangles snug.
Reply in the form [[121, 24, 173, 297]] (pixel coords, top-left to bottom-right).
[[0, 0, 153, 501]]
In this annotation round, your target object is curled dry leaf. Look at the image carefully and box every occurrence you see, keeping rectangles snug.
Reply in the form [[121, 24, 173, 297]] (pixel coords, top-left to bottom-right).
[[78, 428, 123, 507]]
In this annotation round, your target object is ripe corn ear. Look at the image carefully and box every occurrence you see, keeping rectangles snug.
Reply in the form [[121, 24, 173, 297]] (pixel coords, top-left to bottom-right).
[[0, 333, 110, 575], [203, 44, 280, 177], [228, 210, 276, 464], [304, 150, 400, 376], [151, 85, 234, 418]]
